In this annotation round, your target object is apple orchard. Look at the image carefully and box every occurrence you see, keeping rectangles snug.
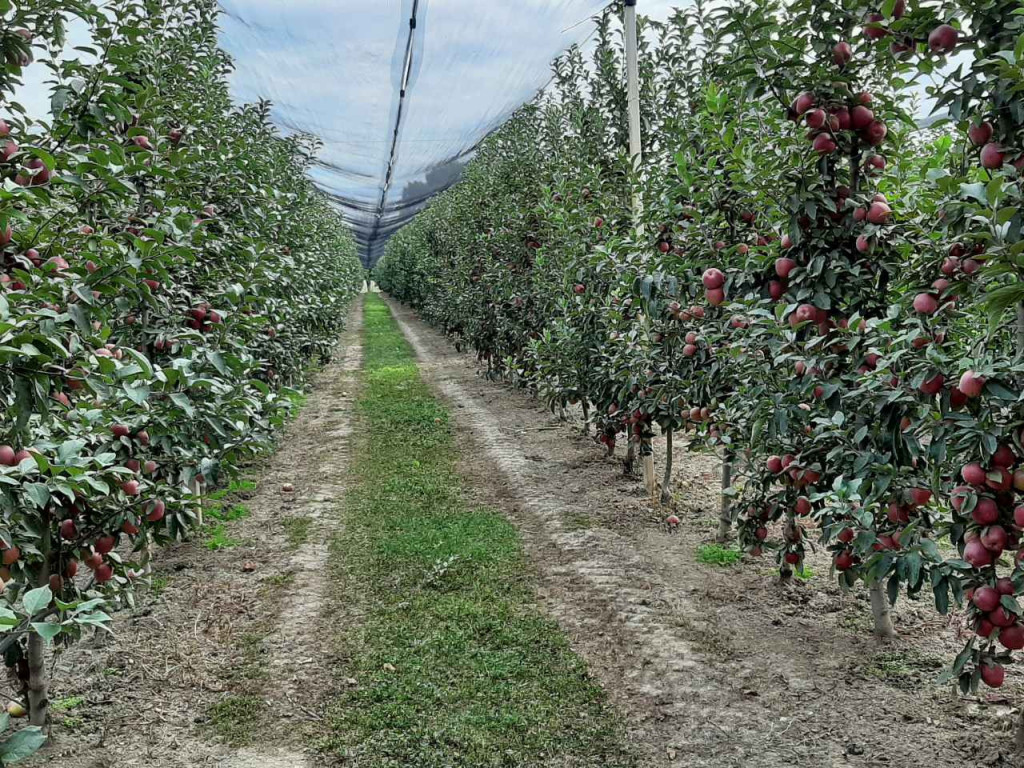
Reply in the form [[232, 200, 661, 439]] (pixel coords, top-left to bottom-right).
[[1, 0, 1024, 756], [378, 0, 1024, 725]]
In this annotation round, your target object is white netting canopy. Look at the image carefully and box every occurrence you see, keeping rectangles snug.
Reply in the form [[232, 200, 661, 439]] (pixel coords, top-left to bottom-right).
[[217, 0, 615, 265]]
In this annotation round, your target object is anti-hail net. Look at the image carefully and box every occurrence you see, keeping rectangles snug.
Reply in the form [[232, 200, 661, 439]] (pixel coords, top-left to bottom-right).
[[218, 0, 612, 266]]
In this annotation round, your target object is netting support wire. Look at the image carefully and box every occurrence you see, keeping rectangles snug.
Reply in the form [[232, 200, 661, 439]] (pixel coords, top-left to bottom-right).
[[368, 0, 421, 264]]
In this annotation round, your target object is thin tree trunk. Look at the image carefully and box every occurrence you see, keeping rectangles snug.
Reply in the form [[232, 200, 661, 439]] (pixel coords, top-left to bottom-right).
[[192, 477, 204, 528], [660, 429, 674, 505], [716, 455, 733, 542], [778, 517, 795, 581], [642, 439, 656, 498], [624, 437, 636, 475], [141, 530, 153, 576], [869, 579, 897, 639], [27, 512, 50, 727], [1017, 303, 1024, 362], [581, 401, 590, 435]]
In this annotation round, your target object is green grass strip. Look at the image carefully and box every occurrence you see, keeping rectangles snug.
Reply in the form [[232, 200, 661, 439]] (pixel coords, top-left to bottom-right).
[[320, 294, 635, 767]]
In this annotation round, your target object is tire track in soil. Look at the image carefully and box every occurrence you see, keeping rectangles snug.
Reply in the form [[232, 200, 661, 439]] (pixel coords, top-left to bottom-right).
[[34, 299, 364, 768], [386, 297, 996, 768], [222, 298, 364, 768]]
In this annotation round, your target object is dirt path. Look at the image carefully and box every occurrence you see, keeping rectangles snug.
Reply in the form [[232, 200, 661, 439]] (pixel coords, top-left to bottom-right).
[[33, 299, 365, 768], [387, 297, 1022, 768]]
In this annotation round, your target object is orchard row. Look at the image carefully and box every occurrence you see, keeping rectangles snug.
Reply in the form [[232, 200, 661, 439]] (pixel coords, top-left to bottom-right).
[[377, 0, 1024, 712], [0, 0, 362, 735]]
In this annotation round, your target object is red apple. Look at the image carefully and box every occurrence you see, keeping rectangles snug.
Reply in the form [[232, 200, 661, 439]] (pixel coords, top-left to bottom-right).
[[962, 462, 988, 486], [864, 12, 888, 40], [981, 662, 1005, 688], [973, 586, 1001, 612], [95, 535, 116, 555], [146, 499, 166, 522], [958, 370, 986, 398], [928, 24, 958, 54], [969, 122, 994, 147], [912, 293, 938, 314], [919, 373, 944, 395], [980, 143, 1005, 170], [908, 487, 932, 507], [965, 538, 993, 567], [833, 41, 852, 67], [982, 525, 1008, 554], [775, 257, 796, 278], [972, 497, 999, 525], [812, 134, 837, 154], [806, 109, 827, 130], [992, 444, 1016, 469], [866, 201, 892, 224], [850, 105, 874, 131], [702, 268, 725, 289], [862, 120, 888, 146], [1000, 624, 1024, 650], [792, 91, 815, 116]]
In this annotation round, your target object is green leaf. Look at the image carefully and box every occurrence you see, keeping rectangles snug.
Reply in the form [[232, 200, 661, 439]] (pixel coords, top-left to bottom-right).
[[169, 393, 195, 416], [0, 727, 48, 762], [933, 576, 949, 615], [120, 348, 152, 378], [206, 350, 229, 376], [23, 485, 49, 510], [57, 440, 86, 463], [960, 182, 988, 203], [29, 622, 61, 642], [22, 586, 52, 617], [122, 382, 150, 405]]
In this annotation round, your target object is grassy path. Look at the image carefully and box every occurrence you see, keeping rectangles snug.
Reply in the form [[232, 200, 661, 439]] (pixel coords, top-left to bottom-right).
[[319, 294, 634, 767]]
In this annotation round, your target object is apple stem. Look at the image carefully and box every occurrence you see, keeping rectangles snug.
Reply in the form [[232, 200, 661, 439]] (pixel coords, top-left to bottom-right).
[[659, 429, 674, 506], [27, 510, 51, 727], [716, 455, 733, 543], [868, 579, 897, 640]]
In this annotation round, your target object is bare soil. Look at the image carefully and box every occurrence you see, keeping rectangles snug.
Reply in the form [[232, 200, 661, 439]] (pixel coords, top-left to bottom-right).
[[28, 301, 364, 768], [387, 297, 1023, 768]]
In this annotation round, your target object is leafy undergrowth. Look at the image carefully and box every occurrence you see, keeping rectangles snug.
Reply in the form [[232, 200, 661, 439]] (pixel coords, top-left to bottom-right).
[[696, 543, 743, 567], [320, 295, 635, 767]]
